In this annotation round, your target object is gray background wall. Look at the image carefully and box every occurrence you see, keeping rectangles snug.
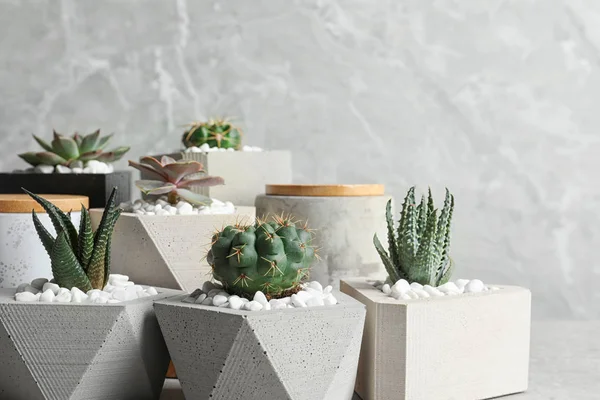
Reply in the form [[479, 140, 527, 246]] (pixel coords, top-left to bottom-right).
[[1, 0, 597, 319]]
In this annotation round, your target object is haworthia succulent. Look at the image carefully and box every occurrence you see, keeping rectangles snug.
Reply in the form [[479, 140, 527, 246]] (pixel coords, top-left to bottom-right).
[[25, 187, 121, 292], [374, 187, 455, 286]]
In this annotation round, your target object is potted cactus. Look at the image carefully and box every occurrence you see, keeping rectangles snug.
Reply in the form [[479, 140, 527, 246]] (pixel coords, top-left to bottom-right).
[[0, 188, 178, 400], [143, 118, 291, 206], [1, 130, 132, 207], [90, 156, 255, 293], [341, 187, 531, 400], [154, 215, 366, 400]]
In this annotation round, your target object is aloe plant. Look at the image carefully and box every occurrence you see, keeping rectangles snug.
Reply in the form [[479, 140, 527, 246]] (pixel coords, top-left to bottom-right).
[[374, 187, 455, 286], [128, 156, 225, 205], [19, 130, 130, 167], [24, 187, 122, 291]]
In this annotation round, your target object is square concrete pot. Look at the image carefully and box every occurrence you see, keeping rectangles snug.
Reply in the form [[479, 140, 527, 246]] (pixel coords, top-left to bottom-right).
[[143, 151, 292, 206], [154, 291, 366, 400], [0, 171, 132, 208], [341, 279, 531, 400], [90, 207, 256, 292], [0, 287, 180, 400]]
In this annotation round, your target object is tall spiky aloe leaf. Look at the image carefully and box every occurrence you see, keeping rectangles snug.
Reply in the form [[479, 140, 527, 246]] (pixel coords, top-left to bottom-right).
[[25, 187, 121, 292], [374, 186, 456, 286]]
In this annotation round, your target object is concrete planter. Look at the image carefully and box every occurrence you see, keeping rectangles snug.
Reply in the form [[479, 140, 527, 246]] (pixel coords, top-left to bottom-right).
[[255, 184, 391, 288], [0, 194, 87, 288], [0, 171, 132, 208], [0, 287, 180, 400], [340, 279, 531, 400], [90, 207, 256, 292], [143, 151, 292, 206], [154, 291, 366, 400]]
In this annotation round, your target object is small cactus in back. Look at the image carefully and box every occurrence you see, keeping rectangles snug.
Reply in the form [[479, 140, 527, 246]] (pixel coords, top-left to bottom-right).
[[19, 130, 130, 167], [181, 118, 242, 149], [128, 156, 224, 206], [207, 215, 316, 299], [24, 187, 122, 292], [374, 187, 455, 286]]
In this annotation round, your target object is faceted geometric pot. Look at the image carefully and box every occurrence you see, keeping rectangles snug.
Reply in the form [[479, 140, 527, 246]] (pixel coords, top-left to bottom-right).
[[340, 279, 531, 400], [89, 208, 256, 292], [256, 184, 390, 288], [0, 287, 181, 400], [0, 194, 87, 288], [143, 151, 292, 206], [0, 171, 132, 208], [154, 291, 366, 400]]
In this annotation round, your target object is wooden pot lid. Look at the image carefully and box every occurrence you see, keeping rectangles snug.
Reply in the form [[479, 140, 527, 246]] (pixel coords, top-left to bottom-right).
[[265, 184, 385, 197], [0, 194, 89, 213]]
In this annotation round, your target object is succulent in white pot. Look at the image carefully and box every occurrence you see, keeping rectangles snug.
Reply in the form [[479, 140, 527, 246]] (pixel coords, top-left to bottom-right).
[[155, 215, 366, 400], [0, 188, 178, 400], [91, 156, 255, 292], [341, 187, 531, 400], [141, 118, 291, 207]]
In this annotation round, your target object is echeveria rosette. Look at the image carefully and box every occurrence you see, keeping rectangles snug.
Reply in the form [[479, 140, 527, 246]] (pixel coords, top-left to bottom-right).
[[374, 187, 455, 287], [129, 155, 225, 205], [181, 118, 242, 149], [207, 215, 316, 299], [24, 187, 122, 292], [18, 130, 130, 167]]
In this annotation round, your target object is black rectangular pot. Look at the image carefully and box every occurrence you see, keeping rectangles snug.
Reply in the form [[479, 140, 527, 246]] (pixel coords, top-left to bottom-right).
[[0, 171, 132, 208]]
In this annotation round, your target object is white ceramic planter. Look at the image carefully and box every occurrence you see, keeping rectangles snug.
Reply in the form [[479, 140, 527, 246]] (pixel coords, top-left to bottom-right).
[[0, 194, 87, 288], [90, 207, 256, 292], [340, 279, 531, 400], [154, 291, 366, 400], [142, 151, 292, 206], [255, 185, 391, 288], [0, 286, 181, 400]]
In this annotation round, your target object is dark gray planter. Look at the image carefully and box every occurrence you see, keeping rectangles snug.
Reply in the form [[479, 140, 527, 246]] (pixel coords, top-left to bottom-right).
[[0, 171, 132, 208]]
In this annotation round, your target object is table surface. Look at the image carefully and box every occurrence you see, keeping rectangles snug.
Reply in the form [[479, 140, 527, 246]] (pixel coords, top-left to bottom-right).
[[160, 321, 600, 400]]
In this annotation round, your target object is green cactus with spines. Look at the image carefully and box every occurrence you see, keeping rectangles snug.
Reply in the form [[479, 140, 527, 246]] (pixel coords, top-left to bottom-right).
[[374, 187, 455, 286], [182, 118, 242, 149], [207, 215, 316, 299], [24, 187, 121, 292]]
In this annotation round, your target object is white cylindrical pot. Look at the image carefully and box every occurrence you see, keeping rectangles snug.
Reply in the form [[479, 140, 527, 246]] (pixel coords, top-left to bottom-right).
[[256, 184, 391, 288], [0, 194, 88, 288]]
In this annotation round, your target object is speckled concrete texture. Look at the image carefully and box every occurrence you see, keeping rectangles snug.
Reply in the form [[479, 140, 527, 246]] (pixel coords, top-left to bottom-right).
[[145, 151, 292, 207], [256, 194, 390, 288], [341, 279, 531, 400], [89, 208, 256, 292], [0, 287, 181, 400], [154, 291, 366, 400]]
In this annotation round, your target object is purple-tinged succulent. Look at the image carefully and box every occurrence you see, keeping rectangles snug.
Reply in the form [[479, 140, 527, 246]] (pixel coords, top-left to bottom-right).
[[129, 156, 224, 205]]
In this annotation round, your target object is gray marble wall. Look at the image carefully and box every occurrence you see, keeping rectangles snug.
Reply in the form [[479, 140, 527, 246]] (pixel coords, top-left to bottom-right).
[[1, 0, 598, 319]]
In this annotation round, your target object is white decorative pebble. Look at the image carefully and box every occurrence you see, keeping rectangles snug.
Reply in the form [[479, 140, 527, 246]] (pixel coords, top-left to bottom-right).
[[323, 294, 338, 305], [55, 292, 72, 302], [39, 289, 55, 302], [437, 282, 461, 294], [405, 290, 420, 299], [323, 285, 333, 294], [464, 279, 485, 293], [306, 281, 323, 292], [410, 282, 423, 290], [393, 279, 411, 294], [15, 292, 38, 302], [229, 296, 243, 310], [381, 284, 392, 294], [247, 301, 263, 311], [146, 287, 158, 296], [291, 294, 307, 308], [456, 279, 470, 289], [213, 295, 228, 306], [423, 285, 445, 297], [253, 291, 268, 305], [306, 296, 325, 307], [42, 282, 60, 295]]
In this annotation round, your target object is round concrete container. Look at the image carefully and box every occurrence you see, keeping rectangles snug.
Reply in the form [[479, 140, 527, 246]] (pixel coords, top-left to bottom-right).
[[0, 194, 88, 288], [255, 184, 391, 288]]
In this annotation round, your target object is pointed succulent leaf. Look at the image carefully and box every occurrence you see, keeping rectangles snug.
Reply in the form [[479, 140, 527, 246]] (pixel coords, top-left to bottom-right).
[[50, 231, 92, 292], [374, 233, 403, 283], [415, 195, 427, 241], [427, 187, 435, 216], [413, 210, 438, 285], [77, 206, 94, 271], [135, 180, 177, 195], [23, 188, 78, 249], [140, 156, 165, 170], [23, 151, 68, 166], [399, 187, 418, 269], [32, 210, 55, 256], [97, 133, 113, 150], [128, 160, 167, 181], [32, 134, 54, 152], [86, 188, 120, 289], [162, 161, 205, 183], [102, 208, 121, 287], [18, 152, 43, 167], [79, 129, 101, 154], [73, 133, 83, 147], [78, 150, 103, 161], [437, 258, 454, 286], [435, 189, 453, 271], [176, 188, 213, 205], [95, 146, 130, 162], [178, 175, 225, 188], [383, 199, 401, 275], [51, 134, 80, 160]]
